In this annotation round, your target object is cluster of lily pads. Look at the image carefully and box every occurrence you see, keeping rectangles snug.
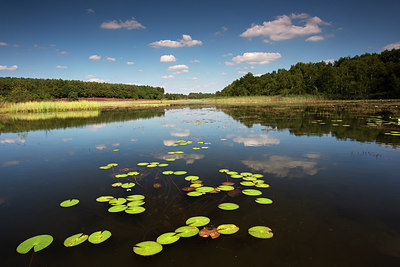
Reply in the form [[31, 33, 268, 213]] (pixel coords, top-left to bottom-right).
[[311, 119, 350, 127], [133, 215, 273, 256], [96, 194, 146, 214]]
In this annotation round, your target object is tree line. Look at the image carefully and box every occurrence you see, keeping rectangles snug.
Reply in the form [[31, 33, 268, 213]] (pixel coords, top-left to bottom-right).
[[216, 49, 400, 99]]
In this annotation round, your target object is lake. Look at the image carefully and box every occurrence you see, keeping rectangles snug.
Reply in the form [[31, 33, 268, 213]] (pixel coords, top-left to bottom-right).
[[1, 104, 400, 266]]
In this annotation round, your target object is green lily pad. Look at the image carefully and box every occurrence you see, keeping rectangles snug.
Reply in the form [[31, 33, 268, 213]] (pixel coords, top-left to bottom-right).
[[125, 206, 146, 214], [185, 176, 199, 181], [187, 191, 203, 197], [162, 171, 174, 175], [108, 163, 118, 167], [217, 185, 235, 191], [60, 199, 79, 207], [121, 183, 136, 189], [220, 138, 227, 141], [126, 195, 145, 201], [193, 147, 200, 150], [99, 166, 111, 170], [253, 180, 265, 184], [64, 233, 88, 247], [255, 198, 273, 204], [196, 186, 215, 193], [219, 169, 229, 173], [231, 175, 243, 179], [96, 196, 114, 202], [243, 176, 257, 181], [108, 205, 127, 213], [16, 234, 53, 254], [186, 216, 210, 227], [227, 171, 238, 175], [218, 203, 239, 210], [190, 183, 202, 188], [240, 172, 253, 176], [173, 171, 187, 175], [255, 183, 270, 188], [150, 162, 159, 165], [156, 232, 180, 245], [128, 172, 140, 176], [158, 164, 169, 167], [127, 200, 145, 206], [248, 226, 273, 239], [165, 158, 176, 161], [147, 164, 157, 168], [115, 174, 128, 178], [217, 224, 239, 235], [88, 231, 111, 244], [242, 189, 262, 196], [137, 162, 149, 166], [253, 174, 264, 178], [133, 241, 162, 256], [240, 181, 255, 186], [175, 226, 199, 237], [109, 198, 126, 205]]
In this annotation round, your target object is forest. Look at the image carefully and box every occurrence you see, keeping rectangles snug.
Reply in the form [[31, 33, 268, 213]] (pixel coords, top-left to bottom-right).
[[217, 49, 400, 99]]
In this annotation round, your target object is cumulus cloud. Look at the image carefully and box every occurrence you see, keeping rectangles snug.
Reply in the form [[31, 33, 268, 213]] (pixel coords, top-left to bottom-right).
[[161, 75, 175, 79], [240, 13, 329, 42], [306, 35, 324, 42], [321, 59, 335, 64], [190, 59, 200, 63], [100, 17, 145, 30], [168, 64, 189, 71], [230, 134, 280, 147], [85, 74, 109, 83], [383, 41, 400, 51], [0, 137, 25, 144], [126, 61, 135, 65], [89, 54, 101, 61], [160, 54, 176, 62], [170, 128, 190, 137], [95, 144, 107, 150], [0, 65, 18, 71], [106, 57, 116, 61], [225, 52, 281, 65], [163, 139, 178, 146], [150, 34, 202, 48], [56, 65, 68, 69]]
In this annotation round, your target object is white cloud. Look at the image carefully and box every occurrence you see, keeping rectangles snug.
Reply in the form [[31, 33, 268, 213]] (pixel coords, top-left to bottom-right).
[[170, 128, 190, 137], [223, 53, 233, 57], [106, 57, 116, 62], [230, 134, 280, 146], [0, 65, 18, 71], [0, 42, 7, 46], [321, 59, 335, 64], [0, 137, 25, 144], [263, 39, 271, 44], [56, 65, 68, 69], [160, 54, 176, 62], [163, 139, 178, 146], [173, 69, 189, 75], [85, 74, 109, 83], [238, 71, 247, 74], [168, 64, 189, 71], [215, 26, 228, 36], [100, 17, 145, 30], [240, 13, 329, 42], [150, 34, 202, 48], [87, 8, 95, 13], [126, 61, 135, 65], [225, 52, 281, 65], [89, 54, 101, 61], [383, 41, 400, 51], [305, 35, 324, 42], [190, 59, 200, 63], [161, 75, 175, 79], [95, 144, 107, 150]]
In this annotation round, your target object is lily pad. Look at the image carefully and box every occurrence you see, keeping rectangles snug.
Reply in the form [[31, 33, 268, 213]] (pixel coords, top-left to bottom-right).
[[221, 182, 235, 186], [240, 172, 253, 176], [127, 200, 145, 206], [175, 226, 199, 237], [255, 183, 270, 188], [217, 224, 239, 235], [137, 162, 149, 166], [99, 166, 111, 170], [133, 241, 163, 256], [187, 191, 203, 197], [108, 163, 118, 167], [125, 206, 146, 214], [128, 172, 140, 176], [88, 231, 111, 244], [227, 171, 238, 175], [165, 158, 176, 162], [253, 174, 264, 178], [173, 171, 187, 175], [219, 169, 229, 173], [243, 176, 257, 181], [242, 189, 262, 196], [112, 182, 122, 187], [126, 194, 145, 201], [185, 176, 199, 181], [190, 183, 202, 188], [64, 233, 88, 247], [115, 174, 128, 178], [217, 185, 235, 191], [186, 216, 210, 227], [255, 198, 273, 204], [218, 203, 239, 210], [109, 198, 127, 205], [16, 234, 53, 254], [158, 164, 168, 167], [231, 175, 243, 179], [196, 186, 215, 193], [162, 171, 174, 175], [240, 181, 255, 186], [121, 183, 136, 189], [96, 196, 114, 202], [108, 205, 127, 213], [156, 232, 180, 245], [248, 226, 273, 239], [60, 199, 79, 208], [147, 164, 157, 168]]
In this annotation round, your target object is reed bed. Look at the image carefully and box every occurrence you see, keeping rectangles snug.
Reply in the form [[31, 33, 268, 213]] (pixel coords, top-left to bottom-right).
[[4, 110, 100, 120], [3, 101, 100, 113]]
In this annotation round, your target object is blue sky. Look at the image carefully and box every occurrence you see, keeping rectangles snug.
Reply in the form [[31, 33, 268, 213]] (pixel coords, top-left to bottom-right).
[[1, 0, 399, 94]]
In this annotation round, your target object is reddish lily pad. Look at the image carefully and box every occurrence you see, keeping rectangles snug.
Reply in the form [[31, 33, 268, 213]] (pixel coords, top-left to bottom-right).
[[217, 224, 239, 235], [88, 231, 111, 244], [64, 233, 88, 247]]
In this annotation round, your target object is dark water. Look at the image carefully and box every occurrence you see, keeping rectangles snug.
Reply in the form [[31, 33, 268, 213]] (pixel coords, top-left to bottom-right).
[[1, 105, 400, 267]]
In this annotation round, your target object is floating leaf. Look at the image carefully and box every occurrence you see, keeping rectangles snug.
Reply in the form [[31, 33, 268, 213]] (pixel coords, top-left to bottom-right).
[[108, 205, 127, 213], [60, 199, 79, 207], [196, 186, 215, 193], [137, 162, 149, 166], [147, 164, 157, 168], [162, 171, 174, 175], [158, 164, 168, 167], [255, 183, 270, 188], [218, 203, 239, 210], [192, 180, 203, 184], [125, 206, 146, 214], [255, 198, 273, 204], [199, 227, 220, 239], [220, 138, 227, 141], [175, 226, 199, 237], [253, 174, 264, 178], [16, 235, 53, 254], [156, 232, 180, 245], [221, 182, 235, 186], [108, 163, 118, 167], [64, 233, 88, 247], [217, 224, 239, 235], [165, 158, 176, 162], [248, 226, 273, 239], [99, 166, 111, 170], [227, 171, 238, 175], [185, 176, 199, 181], [253, 180, 265, 184], [96, 196, 114, 202], [115, 174, 128, 178], [217, 185, 235, 191], [175, 151, 184, 154], [121, 183, 135, 189], [109, 198, 127, 205], [112, 182, 122, 187], [128, 172, 140, 176], [243, 176, 257, 181], [231, 175, 243, 179], [186, 216, 210, 227], [127, 200, 145, 206], [240, 172, 253, 176], [190, 183, 202, 188], [182, 187, 196, 192], [88, 231, 111, 244], [193, 147, 200, 150], [153, 183, 162, 188], [173, 171, 187, 175], [187, 191, 203, 197], [201, 147, 208, 149], [133, 241, 162, 256], [240, 181, 255, 186], [219, 169, 229, 173], [242, 189, 262, 196], [113, 149, 120, 151], [126, 194, 145, 201]]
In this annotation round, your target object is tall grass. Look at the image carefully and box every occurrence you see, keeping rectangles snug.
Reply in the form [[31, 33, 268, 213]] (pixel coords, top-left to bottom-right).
[[4, 101, 100, 113], [5, 110, 100, 120]]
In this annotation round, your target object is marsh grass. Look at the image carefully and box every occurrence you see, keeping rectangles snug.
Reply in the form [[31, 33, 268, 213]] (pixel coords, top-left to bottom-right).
[[5, 110, 100, 120], [3, 101, 100, 113]]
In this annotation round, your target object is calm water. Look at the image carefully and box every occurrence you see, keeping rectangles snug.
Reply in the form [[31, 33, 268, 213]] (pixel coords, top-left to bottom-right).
[[1, 106, 400, 266]]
